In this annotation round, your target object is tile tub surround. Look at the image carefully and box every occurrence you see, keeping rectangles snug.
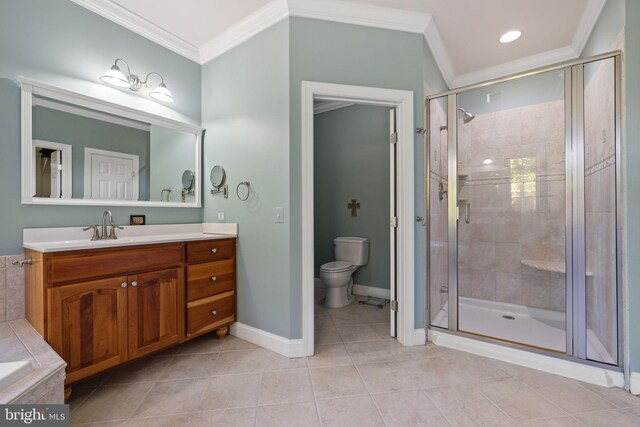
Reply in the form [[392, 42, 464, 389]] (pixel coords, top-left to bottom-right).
[[67, 326, 640, 425], [0, 320, 65, 404], [0, 254, 27, 322]]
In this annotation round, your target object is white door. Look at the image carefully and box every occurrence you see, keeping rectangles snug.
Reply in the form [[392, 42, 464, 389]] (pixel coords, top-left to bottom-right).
[[84, 148, 139, 200], [389, 108, 397, 337]]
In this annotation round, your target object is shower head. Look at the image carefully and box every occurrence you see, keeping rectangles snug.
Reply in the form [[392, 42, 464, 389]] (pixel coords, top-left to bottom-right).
[[458, 107, 475, 124]]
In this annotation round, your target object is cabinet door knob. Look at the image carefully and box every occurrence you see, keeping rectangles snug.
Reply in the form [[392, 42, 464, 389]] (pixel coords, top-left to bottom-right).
[[121, 282, 128, 288], [131, 281, 138, 287], [211, 310, 217, 315], [211, 248, 217, 253], [211, 276, 217, 281]]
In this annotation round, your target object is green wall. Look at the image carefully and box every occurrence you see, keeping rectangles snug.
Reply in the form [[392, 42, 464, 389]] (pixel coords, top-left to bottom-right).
[[0, 0, 202, 256], [201, 20, 292, 338], [33, 106, 151, 201], [314, 105, 391, 290], [624, 0, 640, 374]]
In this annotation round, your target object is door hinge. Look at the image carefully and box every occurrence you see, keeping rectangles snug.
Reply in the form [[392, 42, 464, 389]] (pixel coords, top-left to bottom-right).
[[390, 132, 398, 144], [390, 216, 398, 228], [391, 300, 398, 312]]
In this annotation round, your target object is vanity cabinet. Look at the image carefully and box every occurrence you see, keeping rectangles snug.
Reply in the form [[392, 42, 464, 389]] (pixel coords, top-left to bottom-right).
[[24, 237, 236, 386], [47, 276, 128, 384]]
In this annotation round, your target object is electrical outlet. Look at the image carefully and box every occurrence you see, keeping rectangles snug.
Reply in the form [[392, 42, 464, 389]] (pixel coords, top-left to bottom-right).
[[217, 211, 225, 223], [275, 207, 284, 224]]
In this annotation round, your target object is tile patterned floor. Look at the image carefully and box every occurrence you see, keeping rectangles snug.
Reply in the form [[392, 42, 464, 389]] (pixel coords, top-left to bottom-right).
[[69, 296, 640, 426]]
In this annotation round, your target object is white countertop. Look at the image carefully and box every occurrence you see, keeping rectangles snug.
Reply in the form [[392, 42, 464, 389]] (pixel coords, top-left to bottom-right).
[[23, 223, 237, 252]]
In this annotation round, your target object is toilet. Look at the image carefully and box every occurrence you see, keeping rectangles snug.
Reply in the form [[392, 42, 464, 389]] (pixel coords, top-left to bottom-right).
[[320, 237, 369, 308]]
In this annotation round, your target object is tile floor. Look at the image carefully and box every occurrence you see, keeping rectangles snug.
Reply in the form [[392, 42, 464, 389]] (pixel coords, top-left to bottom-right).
[[69, 296, 640, 426]]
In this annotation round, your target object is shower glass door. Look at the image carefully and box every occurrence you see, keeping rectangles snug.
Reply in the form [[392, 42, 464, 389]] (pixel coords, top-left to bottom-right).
[[454, 70, 569, 352]]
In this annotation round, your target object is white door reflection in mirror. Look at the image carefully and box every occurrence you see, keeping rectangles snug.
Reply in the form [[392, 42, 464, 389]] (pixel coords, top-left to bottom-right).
[[32, 140, 72, 199], [84, 148, 139, 200]]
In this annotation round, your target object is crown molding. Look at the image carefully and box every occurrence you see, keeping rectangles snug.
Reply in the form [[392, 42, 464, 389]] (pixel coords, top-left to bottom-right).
[[69, 0, 200, 63], [423, 17, 455, 88], [571, 0, 607, 55], [287, 0, 430, 34], [451, 45, 577, 88], [200, 0, 288, 65]]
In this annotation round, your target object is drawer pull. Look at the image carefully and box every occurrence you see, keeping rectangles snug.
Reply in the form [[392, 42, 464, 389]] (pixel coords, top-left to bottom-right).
[[211, 248, 217, 253], [211, 310, 217, 315], [121, 282, 128, 288], [211, 276, 217, 281], [131, 281, 138, 287]]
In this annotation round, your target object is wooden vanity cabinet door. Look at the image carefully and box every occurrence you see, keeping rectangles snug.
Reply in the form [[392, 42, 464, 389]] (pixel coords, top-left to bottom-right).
[[47, 276, 128, 384], [127, 268, 185, 359]]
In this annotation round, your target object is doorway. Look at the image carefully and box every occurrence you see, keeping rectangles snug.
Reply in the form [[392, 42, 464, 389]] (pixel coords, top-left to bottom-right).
[[301, 81, 415, 357]]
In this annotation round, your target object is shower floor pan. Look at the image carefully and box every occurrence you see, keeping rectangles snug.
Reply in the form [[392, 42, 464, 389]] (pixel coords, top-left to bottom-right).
[[432, 297, 614, 364]]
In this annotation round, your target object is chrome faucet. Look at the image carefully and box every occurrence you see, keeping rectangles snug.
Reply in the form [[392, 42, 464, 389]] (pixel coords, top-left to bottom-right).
[[84, 211, 123, 240]]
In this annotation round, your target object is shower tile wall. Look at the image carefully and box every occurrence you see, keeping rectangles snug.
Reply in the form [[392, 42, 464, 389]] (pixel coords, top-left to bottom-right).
[[428, 99, 448, 326], [456, 100, 566, 311], [584, 55, 618, 364]]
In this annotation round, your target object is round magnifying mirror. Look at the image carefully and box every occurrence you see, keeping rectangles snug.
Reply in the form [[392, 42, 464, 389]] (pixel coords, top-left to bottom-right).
[[181, 170, 195, 191], [210, 165, 226, 189]]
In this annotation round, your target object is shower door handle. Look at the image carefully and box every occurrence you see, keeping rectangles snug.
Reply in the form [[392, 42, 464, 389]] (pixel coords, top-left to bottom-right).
[[465, 202, 471, 224]]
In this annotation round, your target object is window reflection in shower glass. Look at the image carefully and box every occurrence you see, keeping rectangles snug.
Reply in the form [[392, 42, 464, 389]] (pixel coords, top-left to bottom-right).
[[456, 70, 567, 352], [584, 58, 618, 365], [428, 96, 449, 328]]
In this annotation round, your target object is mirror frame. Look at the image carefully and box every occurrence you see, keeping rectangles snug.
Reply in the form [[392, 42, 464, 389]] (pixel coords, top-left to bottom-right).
[[19, 76, 203, 208]]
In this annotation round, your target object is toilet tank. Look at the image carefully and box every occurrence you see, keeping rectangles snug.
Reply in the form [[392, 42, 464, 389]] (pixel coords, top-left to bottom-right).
[[334, 237, 369, 266]]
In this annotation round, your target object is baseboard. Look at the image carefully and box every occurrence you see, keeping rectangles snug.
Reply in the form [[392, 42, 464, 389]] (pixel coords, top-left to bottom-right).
[[314, 278, 391, 299], [411, 328, 426, 346], [428, 329, 625, 389], [631, 372, 640, 395], [229, 322, 305, 358], [353, 284, 390, 299]]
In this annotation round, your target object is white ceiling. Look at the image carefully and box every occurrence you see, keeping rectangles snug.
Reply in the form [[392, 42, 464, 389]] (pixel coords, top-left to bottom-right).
[[71, 0, 607, 88]]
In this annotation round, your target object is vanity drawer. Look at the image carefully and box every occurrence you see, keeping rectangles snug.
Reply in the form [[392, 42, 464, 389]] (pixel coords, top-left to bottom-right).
[[187, 291, 235, 336], [187, 260, 235, 301], [47, 243, 184, 285], [187, 239, 235, 264]]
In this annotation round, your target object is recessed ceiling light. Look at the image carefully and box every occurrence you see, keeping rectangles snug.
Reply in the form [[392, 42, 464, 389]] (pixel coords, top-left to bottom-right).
[[483, 159, 493, 165], [500, 30, 522, 43]]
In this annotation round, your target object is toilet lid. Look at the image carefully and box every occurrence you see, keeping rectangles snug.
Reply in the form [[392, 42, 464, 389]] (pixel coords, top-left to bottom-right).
[[321, 261, 352, 272]]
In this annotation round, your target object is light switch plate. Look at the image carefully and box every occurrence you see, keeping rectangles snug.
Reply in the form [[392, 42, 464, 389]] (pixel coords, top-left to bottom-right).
[[275, 207, 284, 224], [217, 211, 225, 223]]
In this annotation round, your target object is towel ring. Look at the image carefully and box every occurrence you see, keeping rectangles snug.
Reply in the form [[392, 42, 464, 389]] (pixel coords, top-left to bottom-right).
[[236, 181, 251, 201]]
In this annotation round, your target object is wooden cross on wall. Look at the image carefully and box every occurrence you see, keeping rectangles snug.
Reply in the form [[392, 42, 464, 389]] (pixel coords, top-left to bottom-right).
[[348, 199, 360, 217]]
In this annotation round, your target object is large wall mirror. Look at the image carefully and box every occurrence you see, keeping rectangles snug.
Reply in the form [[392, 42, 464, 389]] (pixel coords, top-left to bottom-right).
[[20, 77, 203, 208]]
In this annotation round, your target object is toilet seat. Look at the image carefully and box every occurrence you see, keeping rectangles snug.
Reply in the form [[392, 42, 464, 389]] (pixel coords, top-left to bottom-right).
[[320, 261, 353, 273]]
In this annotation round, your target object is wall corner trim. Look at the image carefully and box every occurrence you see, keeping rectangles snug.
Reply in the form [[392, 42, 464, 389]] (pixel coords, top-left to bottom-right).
[[630, 372, 640, 395], [229, 322, 305, 358]]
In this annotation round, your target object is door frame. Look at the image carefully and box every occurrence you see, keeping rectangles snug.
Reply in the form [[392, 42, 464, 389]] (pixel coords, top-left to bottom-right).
[[301, 81, 415, 356]]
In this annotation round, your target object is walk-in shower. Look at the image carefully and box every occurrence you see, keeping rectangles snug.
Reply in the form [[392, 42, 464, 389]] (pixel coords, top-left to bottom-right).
[[426, 51, 622, 368]]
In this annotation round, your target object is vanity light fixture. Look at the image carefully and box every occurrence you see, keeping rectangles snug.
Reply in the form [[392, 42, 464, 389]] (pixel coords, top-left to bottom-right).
[[499, 30, 522, 44], [100, 59, 175, 104]]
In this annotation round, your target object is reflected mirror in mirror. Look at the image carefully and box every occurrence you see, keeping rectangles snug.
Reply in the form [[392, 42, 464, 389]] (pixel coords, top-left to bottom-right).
[[30, 95, 199, 203], [210, 165, 226, 189], [182, 170, 195, 191]]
